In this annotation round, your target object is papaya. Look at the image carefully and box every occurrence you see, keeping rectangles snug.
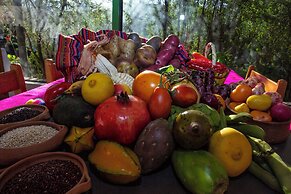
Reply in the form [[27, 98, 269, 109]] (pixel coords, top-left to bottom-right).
[[88, 140, 141, 184], [172, 150, 229, 194], [52, 95, 95, 128]]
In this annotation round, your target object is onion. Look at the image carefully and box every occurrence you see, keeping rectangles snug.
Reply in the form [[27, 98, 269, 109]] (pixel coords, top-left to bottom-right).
[[270, 103, 291, 122]]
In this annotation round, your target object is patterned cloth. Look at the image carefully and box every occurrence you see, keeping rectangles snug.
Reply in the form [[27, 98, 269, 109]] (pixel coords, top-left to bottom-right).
[[55, 28, 190, 82]]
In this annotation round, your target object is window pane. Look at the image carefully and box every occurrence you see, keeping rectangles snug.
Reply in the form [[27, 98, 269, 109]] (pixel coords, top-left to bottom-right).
[[1, 0, 112, 79]]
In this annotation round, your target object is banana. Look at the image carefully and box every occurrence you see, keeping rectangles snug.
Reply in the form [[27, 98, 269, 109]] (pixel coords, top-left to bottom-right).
[[65, 80, 84, 95], [226, 112, 253, 124], [229, 123, 266, 140]]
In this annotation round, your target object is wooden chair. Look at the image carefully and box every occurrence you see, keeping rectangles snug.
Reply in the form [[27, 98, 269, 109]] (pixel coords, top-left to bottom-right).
[[0, 63, 27, 99], [245, 65, 287, 97], [44, 59, 64, 83]]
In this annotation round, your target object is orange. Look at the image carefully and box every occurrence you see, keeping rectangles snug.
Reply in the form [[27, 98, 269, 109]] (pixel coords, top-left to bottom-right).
[[230, 84, 252, 102], [250, 110, 272, 122], [132, 70, 167, 104]]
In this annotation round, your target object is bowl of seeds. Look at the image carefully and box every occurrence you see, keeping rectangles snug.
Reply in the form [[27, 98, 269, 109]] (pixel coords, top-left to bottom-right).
[[0, 121, 68, 166], [0, 104, 50, 131], [0, 151, 91, 194]]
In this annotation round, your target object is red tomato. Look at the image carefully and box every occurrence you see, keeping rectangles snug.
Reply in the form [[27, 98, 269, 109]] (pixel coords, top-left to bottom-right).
[[171, 84, 198, 108], [94, 93, 151, 145], [44, 82, 71, 111], [148, 87, 172, 119], [132, 70, 167, 104]]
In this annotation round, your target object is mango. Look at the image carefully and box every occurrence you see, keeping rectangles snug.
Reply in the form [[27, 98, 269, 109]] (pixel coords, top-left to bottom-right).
[[246, 94, 272, 111], [234, 103, 250, 113], [88, 140, 141, 184], [172, 150, 229, 194]]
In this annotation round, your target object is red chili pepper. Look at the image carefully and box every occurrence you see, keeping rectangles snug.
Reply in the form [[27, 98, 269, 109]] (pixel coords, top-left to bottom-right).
[[213, 62, 228, 73], [191, 52, 207, 60], [187, 58, 212, 70]]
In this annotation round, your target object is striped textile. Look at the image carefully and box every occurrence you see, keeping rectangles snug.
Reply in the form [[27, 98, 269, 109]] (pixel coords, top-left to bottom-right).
[[55, 28, 190, 82]]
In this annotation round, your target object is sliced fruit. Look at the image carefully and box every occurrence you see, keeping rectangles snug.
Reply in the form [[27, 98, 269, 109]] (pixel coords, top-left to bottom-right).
[[64, 126, 94, 153], [250, 110, 272, 122], [88, 140, 141, 184]]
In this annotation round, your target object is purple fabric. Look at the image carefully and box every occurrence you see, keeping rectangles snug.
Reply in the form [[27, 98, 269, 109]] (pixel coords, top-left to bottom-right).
[[0, 78, 65, 111]]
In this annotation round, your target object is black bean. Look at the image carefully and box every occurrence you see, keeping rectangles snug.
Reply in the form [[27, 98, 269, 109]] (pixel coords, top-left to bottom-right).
[[0, 107, 42, 124], [0, 160, 82, 194]]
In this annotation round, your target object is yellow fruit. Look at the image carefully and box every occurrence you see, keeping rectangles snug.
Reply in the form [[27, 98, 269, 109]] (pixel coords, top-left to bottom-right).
[[234, 103, 250, 113], [246, 94, 272, 111], [228, 102, 242, 111], [82, 73, 114, 105], [209, 127, 252, 177], [65, 80, 84, 95], [64, 126, 95, 154]]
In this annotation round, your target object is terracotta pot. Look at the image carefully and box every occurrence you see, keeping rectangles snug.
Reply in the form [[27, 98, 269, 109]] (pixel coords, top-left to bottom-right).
[[0, 121, 68, 166], [0, 104, 50, 131], [0, 152, 91, 194], [247, 119, 290, 144]]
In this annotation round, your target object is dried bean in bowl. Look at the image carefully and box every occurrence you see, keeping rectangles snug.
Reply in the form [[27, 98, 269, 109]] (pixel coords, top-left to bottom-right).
[[0, 107, 42, 124], [0, 125, 58, 149], [0, 159, 82, 194]]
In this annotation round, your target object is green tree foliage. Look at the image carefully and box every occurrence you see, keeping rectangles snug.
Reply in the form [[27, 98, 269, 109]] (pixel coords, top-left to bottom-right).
[[124, 0, 290, 100], [1, 0, 111, 79]]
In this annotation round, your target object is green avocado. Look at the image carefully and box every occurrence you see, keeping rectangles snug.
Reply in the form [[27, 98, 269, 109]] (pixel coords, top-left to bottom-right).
[[52, 95, 95, 128], [172, 150, 229, 194]]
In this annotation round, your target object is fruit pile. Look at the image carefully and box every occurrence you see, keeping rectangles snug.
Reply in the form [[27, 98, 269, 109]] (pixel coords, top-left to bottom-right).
[[228, 76, 291, 122], [2, 32, 290, 193], [41, 57, 291, 193]]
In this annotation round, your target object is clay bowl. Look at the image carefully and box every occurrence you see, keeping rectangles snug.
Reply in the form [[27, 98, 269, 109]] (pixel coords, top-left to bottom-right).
[[0, 121, 68, 166], [0, 152, 91, 194], [0, 104, 50, 131], [247, 119, 290, 144], [225, 98, 290, 144]]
